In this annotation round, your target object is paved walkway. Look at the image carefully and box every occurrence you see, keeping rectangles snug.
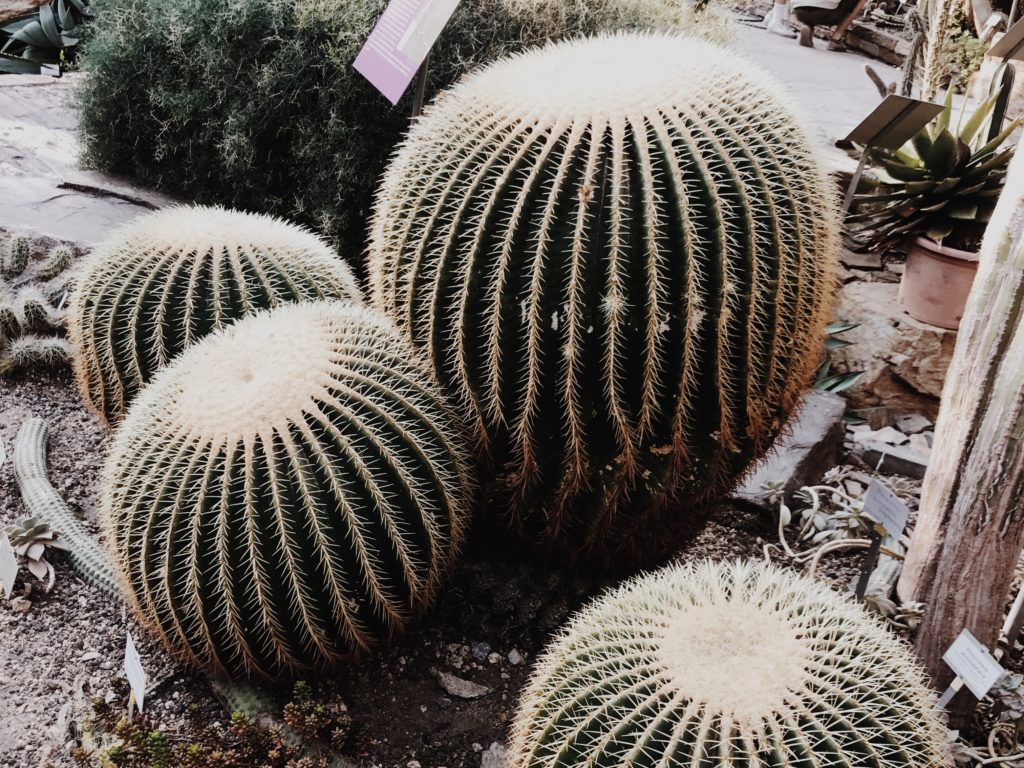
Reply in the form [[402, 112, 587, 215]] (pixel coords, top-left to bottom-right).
[[0, 25, 902, 245]]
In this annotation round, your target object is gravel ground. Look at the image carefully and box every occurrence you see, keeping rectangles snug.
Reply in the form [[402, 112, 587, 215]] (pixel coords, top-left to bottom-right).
[[0, 362, 899, 768]]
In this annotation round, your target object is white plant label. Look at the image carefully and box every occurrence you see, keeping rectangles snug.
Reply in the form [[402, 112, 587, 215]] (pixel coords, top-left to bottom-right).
[[863, 479, 910, 537], [353, 0, 463, 104], [0, 532, 17, 600], [943, 629, 1005, 699], [124, 631, 147, 713]]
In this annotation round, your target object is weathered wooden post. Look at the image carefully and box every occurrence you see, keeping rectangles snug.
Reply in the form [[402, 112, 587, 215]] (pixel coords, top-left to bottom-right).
[[898, 144, 1024, 720]]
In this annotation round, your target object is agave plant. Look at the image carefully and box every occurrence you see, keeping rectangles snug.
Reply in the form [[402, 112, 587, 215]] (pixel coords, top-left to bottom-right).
[[0, 0, 90, 74], [3, 517, 70, 592], [849, 87, 1021, 253]]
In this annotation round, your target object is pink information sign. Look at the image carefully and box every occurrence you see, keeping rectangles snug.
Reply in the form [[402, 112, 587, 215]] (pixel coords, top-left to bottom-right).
[[354, 0, 463, 105]]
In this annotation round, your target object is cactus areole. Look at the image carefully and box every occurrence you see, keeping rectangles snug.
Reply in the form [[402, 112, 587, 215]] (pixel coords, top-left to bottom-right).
[[369, 34, 840, 562], [102, 302, 473, 679], [509, 560, 949, 768]]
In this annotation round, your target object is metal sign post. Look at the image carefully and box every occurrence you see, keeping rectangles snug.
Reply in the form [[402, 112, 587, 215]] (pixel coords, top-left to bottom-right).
[[840, 94, 945, 215]]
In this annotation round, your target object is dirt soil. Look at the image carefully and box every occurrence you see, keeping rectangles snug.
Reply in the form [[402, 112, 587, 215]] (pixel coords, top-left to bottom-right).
[[0, 361, 874, 768]]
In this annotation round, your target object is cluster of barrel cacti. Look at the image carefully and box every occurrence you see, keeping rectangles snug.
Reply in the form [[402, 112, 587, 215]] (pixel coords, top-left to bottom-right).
[[0, 232, 75, 374], [54, 34, 946, 768]]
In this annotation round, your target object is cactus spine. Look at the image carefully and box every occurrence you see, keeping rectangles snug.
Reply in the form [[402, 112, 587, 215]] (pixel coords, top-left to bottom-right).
[[509, 560, 949, 768], [68, 205, 362, 424], [369, 33, 840, 561], [102, 302, 473, 679]]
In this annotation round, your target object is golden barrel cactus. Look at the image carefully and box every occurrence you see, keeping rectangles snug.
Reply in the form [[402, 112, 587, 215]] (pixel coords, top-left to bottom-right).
[[369, 34, 840, 562], [102, 302, 473, 679], [510, 560, 949, 767], [69, 206, 361, 424]]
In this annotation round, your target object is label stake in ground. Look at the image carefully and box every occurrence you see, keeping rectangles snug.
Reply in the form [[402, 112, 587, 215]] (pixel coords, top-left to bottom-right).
[[0, 533, 17, 600], [124, 631, 147, 714], [863, 479, 911, 538], [940, 628, 1005, 704]]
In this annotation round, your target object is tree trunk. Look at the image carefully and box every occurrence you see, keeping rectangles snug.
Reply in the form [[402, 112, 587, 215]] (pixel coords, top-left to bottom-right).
[[897, 146, 1024, 721]]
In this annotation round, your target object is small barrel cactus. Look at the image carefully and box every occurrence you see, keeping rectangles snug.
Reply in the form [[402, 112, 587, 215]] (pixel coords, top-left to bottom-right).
[[68, 205, 362, 424], [102, 302, 473, 679], [509, 560, 949, 768], [369, 33, 839, 562]]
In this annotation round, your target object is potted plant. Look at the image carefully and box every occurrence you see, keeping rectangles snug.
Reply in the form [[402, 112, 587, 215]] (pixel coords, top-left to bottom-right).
[[848, 87, 1020, 329]]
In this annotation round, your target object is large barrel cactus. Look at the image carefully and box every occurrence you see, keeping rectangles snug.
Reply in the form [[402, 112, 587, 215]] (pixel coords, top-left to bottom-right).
[[101, 302, 473, 679], [69, 205, 361, 424], [509, 560, 949, 768], [369, 33, 840, 561]]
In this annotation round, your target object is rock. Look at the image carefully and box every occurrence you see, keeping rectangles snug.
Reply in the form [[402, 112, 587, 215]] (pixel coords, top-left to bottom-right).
[[830, 281, 956, 419], [434, 670, 492, 699], [896, 413, 933, 434], [855, 440, 929, 479], [10, 597, 31, 614], [851, 426, 908, 446], [507, 648, 523, 666], [0, 0, 46, 24], [471, 642, 492, 662], [733, 391, 846, 508], [908, 433, 932, 457], [487, 652, 501, 665], [840, 247, 882, 270], [481, 743, 507, 768]]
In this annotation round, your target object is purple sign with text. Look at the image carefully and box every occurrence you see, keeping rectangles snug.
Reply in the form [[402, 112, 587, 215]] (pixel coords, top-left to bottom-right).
[[354, 0, 462, 105]]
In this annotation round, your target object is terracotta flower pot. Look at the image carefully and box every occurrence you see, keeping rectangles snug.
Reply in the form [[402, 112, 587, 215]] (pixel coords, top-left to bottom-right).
[[898, 237, 979, 330]]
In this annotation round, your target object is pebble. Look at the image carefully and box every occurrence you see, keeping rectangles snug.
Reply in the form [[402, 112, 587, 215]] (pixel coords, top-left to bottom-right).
[[471, 642, 491, 661], [481, 742, 507, 768], [507, 649, 523, 666], [896, 413, 933, 434], [10, 597, 31, 614]]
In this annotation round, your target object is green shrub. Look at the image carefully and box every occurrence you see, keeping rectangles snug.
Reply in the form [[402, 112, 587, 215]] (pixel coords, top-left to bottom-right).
[[369, 33, 839, 564], [76, 0, 732, 259]]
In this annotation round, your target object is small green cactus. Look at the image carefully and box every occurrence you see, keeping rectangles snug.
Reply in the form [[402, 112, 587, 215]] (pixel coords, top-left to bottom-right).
[[509, 560, 949, 768], [15, 286, 62, 334], [370, 33, 840, 562], [102, 301, 473, 679], [1, 233, 31, 277], [38, 244, 74, 282], [68, 205, 363, 424], [0, 335, 72, 374]]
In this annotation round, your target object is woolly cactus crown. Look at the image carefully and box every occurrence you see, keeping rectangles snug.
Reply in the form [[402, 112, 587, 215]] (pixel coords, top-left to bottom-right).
[[102, 301, 473, 678], [69, 205, 361, 424], [370, 33, 839, 562], [510, 560, 949, 767]]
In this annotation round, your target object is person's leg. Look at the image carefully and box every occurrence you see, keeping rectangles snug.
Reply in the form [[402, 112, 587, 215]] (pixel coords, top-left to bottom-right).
[[829, 0, 870, 48], [764, 0, 798, 37]]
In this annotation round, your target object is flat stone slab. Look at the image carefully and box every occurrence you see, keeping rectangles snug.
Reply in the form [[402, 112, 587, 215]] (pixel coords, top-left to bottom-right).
[[0, 73, 175, 248], [733, 391, 847, 507]]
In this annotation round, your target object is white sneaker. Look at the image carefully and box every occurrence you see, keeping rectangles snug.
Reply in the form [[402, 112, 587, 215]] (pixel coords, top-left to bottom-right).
[[765, 6, 798, 37]]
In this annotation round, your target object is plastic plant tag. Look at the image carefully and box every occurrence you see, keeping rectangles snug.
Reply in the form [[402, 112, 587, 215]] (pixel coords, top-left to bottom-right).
[[0, 532, 17, 600], [863, 479, 910, 538], [943, 629, 1005, 699], [124, 631, 147, 713], [353, 0, 463, 104]]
